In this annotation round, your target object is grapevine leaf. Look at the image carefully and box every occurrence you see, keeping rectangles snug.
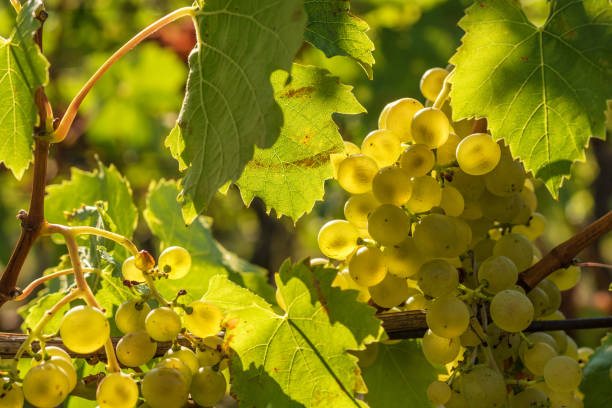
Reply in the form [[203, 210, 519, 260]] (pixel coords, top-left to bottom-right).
[[304, 0, 375, 78], [449, 0, 612, 195], [361, 340, 442, 408], [236, 64, 365, 221], [0, 0, 49, 179], [167, 0, 307, 219], [203, 261, 381, 408], [143, 179, 274, 303], [45, 161, 138, 240], [94, 271, 134, 319], [19, 291, 70, 335], [581, 333, 612, 407]]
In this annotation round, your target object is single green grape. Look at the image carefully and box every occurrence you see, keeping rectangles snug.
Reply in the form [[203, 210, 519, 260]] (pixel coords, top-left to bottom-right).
[[317, 220, 360, 260], [436, 133, 460, 165], [367, 204, 411, 246], [371, 166, 413, 206], [426, 296, 470, 338], [344, 193, 379, 229], [330, 141, 361, 178], [0, 379, 23, 408], [544, 356, 582, 392], [422, 329, 460, 365], [60, 305, 109, 354], [116, 330, 157, 367], [427, 380, 451, 405], [418, 260, 458, 298], [348, 246, 387, 287], [479, 190, 522, 223], [477, 256, 518, 293], [336, 154, 379, 194], [158, 246, 191, 280], [184, 300, 223, 338], [537, 279, 562, 315], [145, 307, 182, 342], [484, 143, 526, 197], [459, 365, 506, 408], [122, 256, 145, 281], [382, 237, 425, 278], [141, 367, 189, 408], [361, 129, 402, 167], [456, 133, 501, 176], [190, 367, 227, 407], [332, 269, 371, 303], [46, 356, 76, 392], [405, 292, 429, 311], [548, 265, 581, 291], [413, 214, 468, 258], [420, 67, 449, 101], [96, 372, 139, 408], [490, 289, 534, 332], [526, 286, 550, 318], [448, 169, 486, 202], [439, 185, 465, 217], [197, 336, 225, 367], [522, 341, 558, 376], [564, 335, 579, 360], [509, 388, 548, 408], [156, 357, 192, 385], [493, 233, 533, 272], [165, 346, 199, 374], [411, 107, 450, 148], [399, 144, 435, 177], [22, 363, 70, 408], [378, 98, 424, 142], [369, 273, 413, 308], [32, 346, 71, 365], [519, 332, 559, 357], [404, 175, 441, 214], [115, 300, 151, 335], [513, 212, 547, 241]]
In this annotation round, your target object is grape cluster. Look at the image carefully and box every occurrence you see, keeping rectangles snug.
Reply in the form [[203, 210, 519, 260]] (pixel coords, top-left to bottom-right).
[[320, 67, 586, 407], [2, 246, 228, 408]]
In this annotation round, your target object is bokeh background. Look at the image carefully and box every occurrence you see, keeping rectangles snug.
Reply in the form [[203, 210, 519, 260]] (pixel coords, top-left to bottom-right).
[[0, 0, 610, 349]]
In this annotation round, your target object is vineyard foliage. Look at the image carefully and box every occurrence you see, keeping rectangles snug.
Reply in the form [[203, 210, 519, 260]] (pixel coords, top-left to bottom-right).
[[0, 0, 610, 407]]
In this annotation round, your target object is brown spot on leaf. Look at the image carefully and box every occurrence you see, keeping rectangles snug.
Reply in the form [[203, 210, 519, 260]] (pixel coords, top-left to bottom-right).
[[520, 56, 528, 61], [280, 86, 315, 99]]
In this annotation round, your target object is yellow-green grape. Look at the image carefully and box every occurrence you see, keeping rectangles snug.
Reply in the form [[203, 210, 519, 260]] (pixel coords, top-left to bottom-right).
[[564, 335, 579, 360], [448, 169, 485, 202], [350, 342, 379, 368], [382, 237, 425, 278], [519, 332, 559, 357], [493, 233, 533, 272], [190, 367, 227, 407], [115, 300, 151, 335], [369, 273, 413, 308], [439, 185, 465, 217], [399, 144, 435, 177], [330, 141, 361, 178], [158, 246, 191, 280], [456, 133, 501, 176], [486, 323, 521, 361], [537, 279, 562, 315], [184, 300, 223, 338], [436, 132, 461, 165], [404, 176, 442, 213], [460, 326, 483, 347], [96, 372, 139, 408], [317, 220, 359, 259], [405, 292, 429, 310], [527, 287, 550, 318], [60, 305, 109, 354], [426, 296, 470, 338], [484, 144, 526, 196], [490, 289, 534, 332], [548, 265, 581, 291], [513, 212, 547, 241], [141, 367, 189, 408], [544, 356, 582, 392], [165, 346, 199, 374], [46, 356, 76, 392], [332, 269, 370, 302], [446, 390, 468, 408], [411, 107, 450, 148], [348, 246, 387, 287], [367, 204, 411, 246], [145, 307, 182, 342], [122, 256, 145, 281], [337, 154, 379, 194], [422, 329, 460, 365], [379, 98, 424, 142], [510, 388, 548, 408], [36, 346, 71, 363], [116, 330, 157, 367], [460, 199, 483, 220], [371, 167, 413, 206], [361, 129, 402, 167], [23, 363, 70, 408], [522, 342, 558, 375], [577, 347, 594, 365], [427, 380, 451, 405], [477, 256, 518, 293], [0, 379, 23, 408], [344, 193, 379, 229], [197, 336, 224, 367], [156, 357, 192, 384], [420, 67, 449, 101], [413, 214, 468, 258], [510, 195, 533, 225], [471, 238, 495, 264], [418, 260, 458, 298], [459, 365, 506, 408], [478, 190, 522, 223]]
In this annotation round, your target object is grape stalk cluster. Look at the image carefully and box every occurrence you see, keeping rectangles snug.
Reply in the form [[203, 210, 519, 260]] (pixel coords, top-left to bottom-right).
[[318, 67, 590, 408]]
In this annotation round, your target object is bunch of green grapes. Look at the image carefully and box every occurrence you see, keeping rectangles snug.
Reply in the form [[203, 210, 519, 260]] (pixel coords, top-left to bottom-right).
[[319, 66, 587, 407]]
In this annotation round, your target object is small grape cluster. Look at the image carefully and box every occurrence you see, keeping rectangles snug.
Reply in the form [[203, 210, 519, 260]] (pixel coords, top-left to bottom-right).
[[2, 246, 228, 408], [318, 67, 586, 407]]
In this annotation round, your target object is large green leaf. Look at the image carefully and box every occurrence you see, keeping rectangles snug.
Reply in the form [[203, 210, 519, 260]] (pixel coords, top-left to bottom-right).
[[45, 161, 138, 240], [19, 291, 70, 336], [0, 0, 49, 179], [449, 0, 612, 195], [581, 334, 612, 408], [166, 0, 307, 219], [143, 179, 273, 303], [203, 261, 381, 408], [236, 64, 365, 221], [304, 0, 374, 78], [361, 340, 441, 408]]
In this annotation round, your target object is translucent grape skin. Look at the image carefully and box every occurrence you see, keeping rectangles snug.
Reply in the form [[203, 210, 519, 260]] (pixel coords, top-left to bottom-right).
[[348, 246, 387, 287], [145, 307, 182, 342], [422, 329, 460, 365], [156, 357, 193, 385], [317, 220, 360, 260], [484, 143, 526, 197], [371, 167, 413, 206], [521, 341, 557, 376], [141, 367, 189, 408], [418, 260, 458, 298], [22, 363, 70, 408], [96, 372, 139, 408], [158, 246, 191, 280], [420, 67, 449, 101], [330, 141, 361, 178], [544, 356, 582, 392], [460, 365, 506, 408], [548, 265, 581, 291], [360, 129, 402, 167], [60, 305, 110, 354], [413, 214, 468, 258], [510, 388, 548, 408], [378, 98, 424, 142], [344, 193, 379, 229], [477, 255, 518, 293], [411, 107, 450, 148], [197, 336, 225, 367], [439, 185, 465, 217], [399, 143, 434, 177], [427, 380, 451, 405], [493, 233, 533, 272], [165, 346, 199, 374], [436, 132, 461, 165], [336, 154, 379, 194], [332, 269, 371, 303], [115, 299, 151, 334], [404, 175, 441, 214], [184, 300, 223, 338], [122, 256, 145, 281], [367, 204, 411, 246], [190, 367, 227, 407], [426, 296, 470, 338], [490, 289, 534, 332], [456, 133, 501, 175], [116, 330, 157, 367], [368, 273, 412, 308], [382, 237, 425, 278], [46, 356, 76, 391]]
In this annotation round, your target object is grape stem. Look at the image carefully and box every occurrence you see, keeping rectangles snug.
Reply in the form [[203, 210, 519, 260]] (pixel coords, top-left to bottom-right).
[[52, 6, 197, 142], [432, 71, 453, 109], [575, 261, 612, 270], [13, 268, 97, 301], [144, 275, 171, 307], [66, 225, 140, 256]]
